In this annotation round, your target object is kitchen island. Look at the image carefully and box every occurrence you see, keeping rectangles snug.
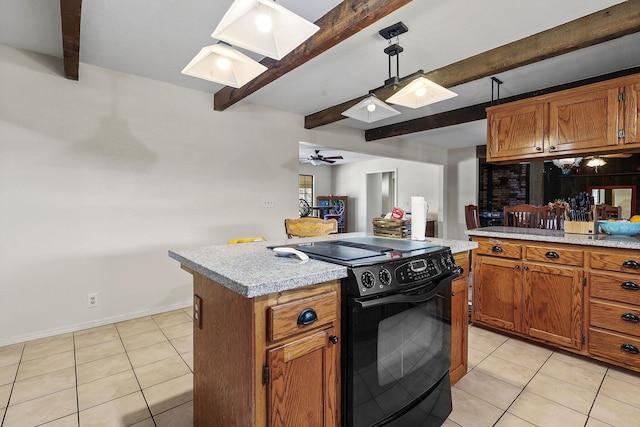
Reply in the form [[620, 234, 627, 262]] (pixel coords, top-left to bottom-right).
[[466, 226, 640, 374], [169, 233, 476, 427]]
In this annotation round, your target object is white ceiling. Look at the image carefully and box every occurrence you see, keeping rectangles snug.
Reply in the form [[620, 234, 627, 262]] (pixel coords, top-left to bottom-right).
[[2, 0, 639, 164]]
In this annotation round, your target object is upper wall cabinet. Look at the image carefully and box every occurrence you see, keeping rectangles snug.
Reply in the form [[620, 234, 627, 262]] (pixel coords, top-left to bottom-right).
[[486, 74, 640, 164]]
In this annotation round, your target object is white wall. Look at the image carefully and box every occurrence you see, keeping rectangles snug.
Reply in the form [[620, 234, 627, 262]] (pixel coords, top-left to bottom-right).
[[446, 146, 479, 240], [0, 44, 481, 345], [332, 158, 443, 235], [0, 45, 366, 345], [299, 163, 332, 203]]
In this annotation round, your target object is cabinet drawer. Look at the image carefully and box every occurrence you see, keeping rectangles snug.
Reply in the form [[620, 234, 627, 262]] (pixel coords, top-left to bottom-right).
[[590, 272, 640, 305], [591, 300, 640, 338], [589, 328, 640, 369], [590, 251, 640, 274], [525, 245, 583, 266], [268, 291, 338, 342], [476, 241, 522, 259]]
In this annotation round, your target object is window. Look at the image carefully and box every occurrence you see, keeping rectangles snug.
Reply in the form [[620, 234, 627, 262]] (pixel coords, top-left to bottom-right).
[[299, 174, 313, 205]]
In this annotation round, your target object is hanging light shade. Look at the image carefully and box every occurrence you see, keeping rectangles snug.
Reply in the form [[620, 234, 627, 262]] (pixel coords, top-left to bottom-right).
[[212, 0, 320, 60], [181, 42, 267, 88], [552, 157, 582, 175], [342, 94, 401, 123], [586, 157, 607, 173], [386, 76, 457, 109]]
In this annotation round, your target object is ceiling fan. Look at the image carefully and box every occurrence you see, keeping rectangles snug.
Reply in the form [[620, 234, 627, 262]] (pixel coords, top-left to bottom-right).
[[306, 150, 344, 166]]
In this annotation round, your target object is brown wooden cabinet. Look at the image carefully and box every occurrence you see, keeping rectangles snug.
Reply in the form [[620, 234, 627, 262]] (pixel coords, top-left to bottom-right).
[[486, 73, 640, 163], [450, 252, 469, 385], [192, 275, 341, 427], [486, 101, 546, 161], [472, 237, 585, 351], [588, 249, 640, 371], [548, 86, 619, 154]]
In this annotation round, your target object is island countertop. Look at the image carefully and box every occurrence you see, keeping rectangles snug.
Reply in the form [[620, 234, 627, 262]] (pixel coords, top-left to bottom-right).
[[169, 232, 477, 298], [466, 226, 640, 250]]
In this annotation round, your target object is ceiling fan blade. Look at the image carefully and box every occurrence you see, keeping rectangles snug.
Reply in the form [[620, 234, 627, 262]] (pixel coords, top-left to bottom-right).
[[322, 156, 343, 160], [323, 159, 336, 164]]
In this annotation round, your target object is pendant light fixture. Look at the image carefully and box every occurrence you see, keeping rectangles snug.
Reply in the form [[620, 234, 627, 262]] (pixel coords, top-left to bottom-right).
[[552, 157, 582, 175], [181, 42, 267, 88], [342, 22, 457, 123], [386, 76, 457, 109], [586, 157, 607, 173], [212, 0, 320, 60], [342, 94, 400, 123]]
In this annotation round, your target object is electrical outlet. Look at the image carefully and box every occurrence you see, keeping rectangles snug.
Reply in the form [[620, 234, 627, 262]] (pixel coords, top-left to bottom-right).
[[88, 293, 98, 308], [263, 199, 274, 208]]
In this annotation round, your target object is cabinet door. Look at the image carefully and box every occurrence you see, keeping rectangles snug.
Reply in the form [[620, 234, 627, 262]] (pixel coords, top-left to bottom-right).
[[450, 274, 468, 385], [473, 256, 523, 331], [548, 87, 619, 154], [487, 102, 545, 161], [267, 327, 339, 427], [523, 263, 583, 350], [624, 82, 640, 145]]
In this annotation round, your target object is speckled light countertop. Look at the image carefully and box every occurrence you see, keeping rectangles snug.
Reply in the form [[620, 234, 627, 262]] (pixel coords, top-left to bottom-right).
[[466, 226, 640, 250], [169, 232, 477, 298]]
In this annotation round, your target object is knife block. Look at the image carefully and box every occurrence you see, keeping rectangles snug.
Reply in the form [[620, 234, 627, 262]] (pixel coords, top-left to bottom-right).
[[564, 207, 596, 234]]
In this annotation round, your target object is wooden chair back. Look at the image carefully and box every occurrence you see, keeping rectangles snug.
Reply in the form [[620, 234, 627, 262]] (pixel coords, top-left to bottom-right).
[[595, 204, 622, 220], [464, 204, 481, 230], [284, 218, 338, 238], [504, 204, 548, 229], [545, 206, 565, 230]]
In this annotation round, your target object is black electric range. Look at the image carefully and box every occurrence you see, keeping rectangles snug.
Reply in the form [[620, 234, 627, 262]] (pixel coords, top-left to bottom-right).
[[281, 236, 457, 298]]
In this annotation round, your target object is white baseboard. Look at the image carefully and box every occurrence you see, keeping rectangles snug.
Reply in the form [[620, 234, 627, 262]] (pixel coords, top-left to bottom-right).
[[0, 300, 194, 347]]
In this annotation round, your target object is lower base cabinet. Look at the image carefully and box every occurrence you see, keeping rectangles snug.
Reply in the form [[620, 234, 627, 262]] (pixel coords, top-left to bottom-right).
[[472, 236, 640, 373], [450, 252, 469, 385], [192, 274, 341, 427]]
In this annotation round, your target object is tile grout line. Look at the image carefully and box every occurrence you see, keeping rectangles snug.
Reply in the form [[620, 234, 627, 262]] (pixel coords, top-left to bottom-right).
[[0, 344, 25, 427]]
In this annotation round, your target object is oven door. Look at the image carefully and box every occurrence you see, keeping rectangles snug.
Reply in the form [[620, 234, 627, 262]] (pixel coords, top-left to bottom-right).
[[344, 274, 455, 427]]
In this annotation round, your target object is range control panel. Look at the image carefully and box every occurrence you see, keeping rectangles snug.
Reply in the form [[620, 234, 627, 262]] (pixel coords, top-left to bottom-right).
[[346, 248, 457, 297]]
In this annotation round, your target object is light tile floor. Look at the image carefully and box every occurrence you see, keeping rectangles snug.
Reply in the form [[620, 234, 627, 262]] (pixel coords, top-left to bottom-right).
[[2, 308, 639, 426]]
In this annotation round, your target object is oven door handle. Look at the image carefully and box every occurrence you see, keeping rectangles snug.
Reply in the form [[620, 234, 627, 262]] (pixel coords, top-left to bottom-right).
[[352, 271, 459, 309]]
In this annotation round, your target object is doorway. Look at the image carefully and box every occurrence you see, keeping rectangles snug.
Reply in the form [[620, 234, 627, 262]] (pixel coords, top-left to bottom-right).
[[366, 170, 397, 233]]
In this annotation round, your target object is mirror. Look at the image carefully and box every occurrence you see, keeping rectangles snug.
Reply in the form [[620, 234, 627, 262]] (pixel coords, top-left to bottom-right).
[[588, 185, 636, 219]]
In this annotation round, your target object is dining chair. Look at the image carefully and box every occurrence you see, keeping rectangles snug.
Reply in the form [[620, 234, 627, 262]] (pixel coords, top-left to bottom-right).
[[464, 204, 481, 230], [284, 217, 338, 238], [545, 206, 565, 230], [595, 204, 622, 220], [503, 204, 548, 229]]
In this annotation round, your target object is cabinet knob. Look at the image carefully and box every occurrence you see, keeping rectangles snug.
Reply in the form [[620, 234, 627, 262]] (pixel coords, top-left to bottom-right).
[[621, 343, 640, 354], [549, 145, 556, 150], [535, 147, 542, 152], [297, 308, 318, 326], [515, 265, 520, 270], [523, 265, 529, 271], [623, 260, 640, 269], [621, 281, 640, 291], [329, 335, 339, 344], [621, 313, 640, 323]]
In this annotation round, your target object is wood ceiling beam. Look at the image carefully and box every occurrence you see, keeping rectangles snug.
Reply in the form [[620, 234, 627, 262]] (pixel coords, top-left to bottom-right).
[[365, 66, 640, 141], [213, 0, 412, 111], [60, 0, 82, 80], [305, 0, 640, 129]]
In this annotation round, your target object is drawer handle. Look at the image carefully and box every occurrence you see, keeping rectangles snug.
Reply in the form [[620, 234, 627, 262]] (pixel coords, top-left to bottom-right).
[[621, 312, 640, 323], [545, 251, 560, 259], [621, 343, 640, 354], [623, 260, 640, 269], [491, 245, 503, 253], [297, 308, 318, 326], [621, 281, 640, 291]]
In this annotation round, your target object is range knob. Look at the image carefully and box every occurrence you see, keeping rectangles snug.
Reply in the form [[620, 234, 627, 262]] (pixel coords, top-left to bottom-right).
[[361, 271, 375, 288], [379, 268, 392, 286]]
